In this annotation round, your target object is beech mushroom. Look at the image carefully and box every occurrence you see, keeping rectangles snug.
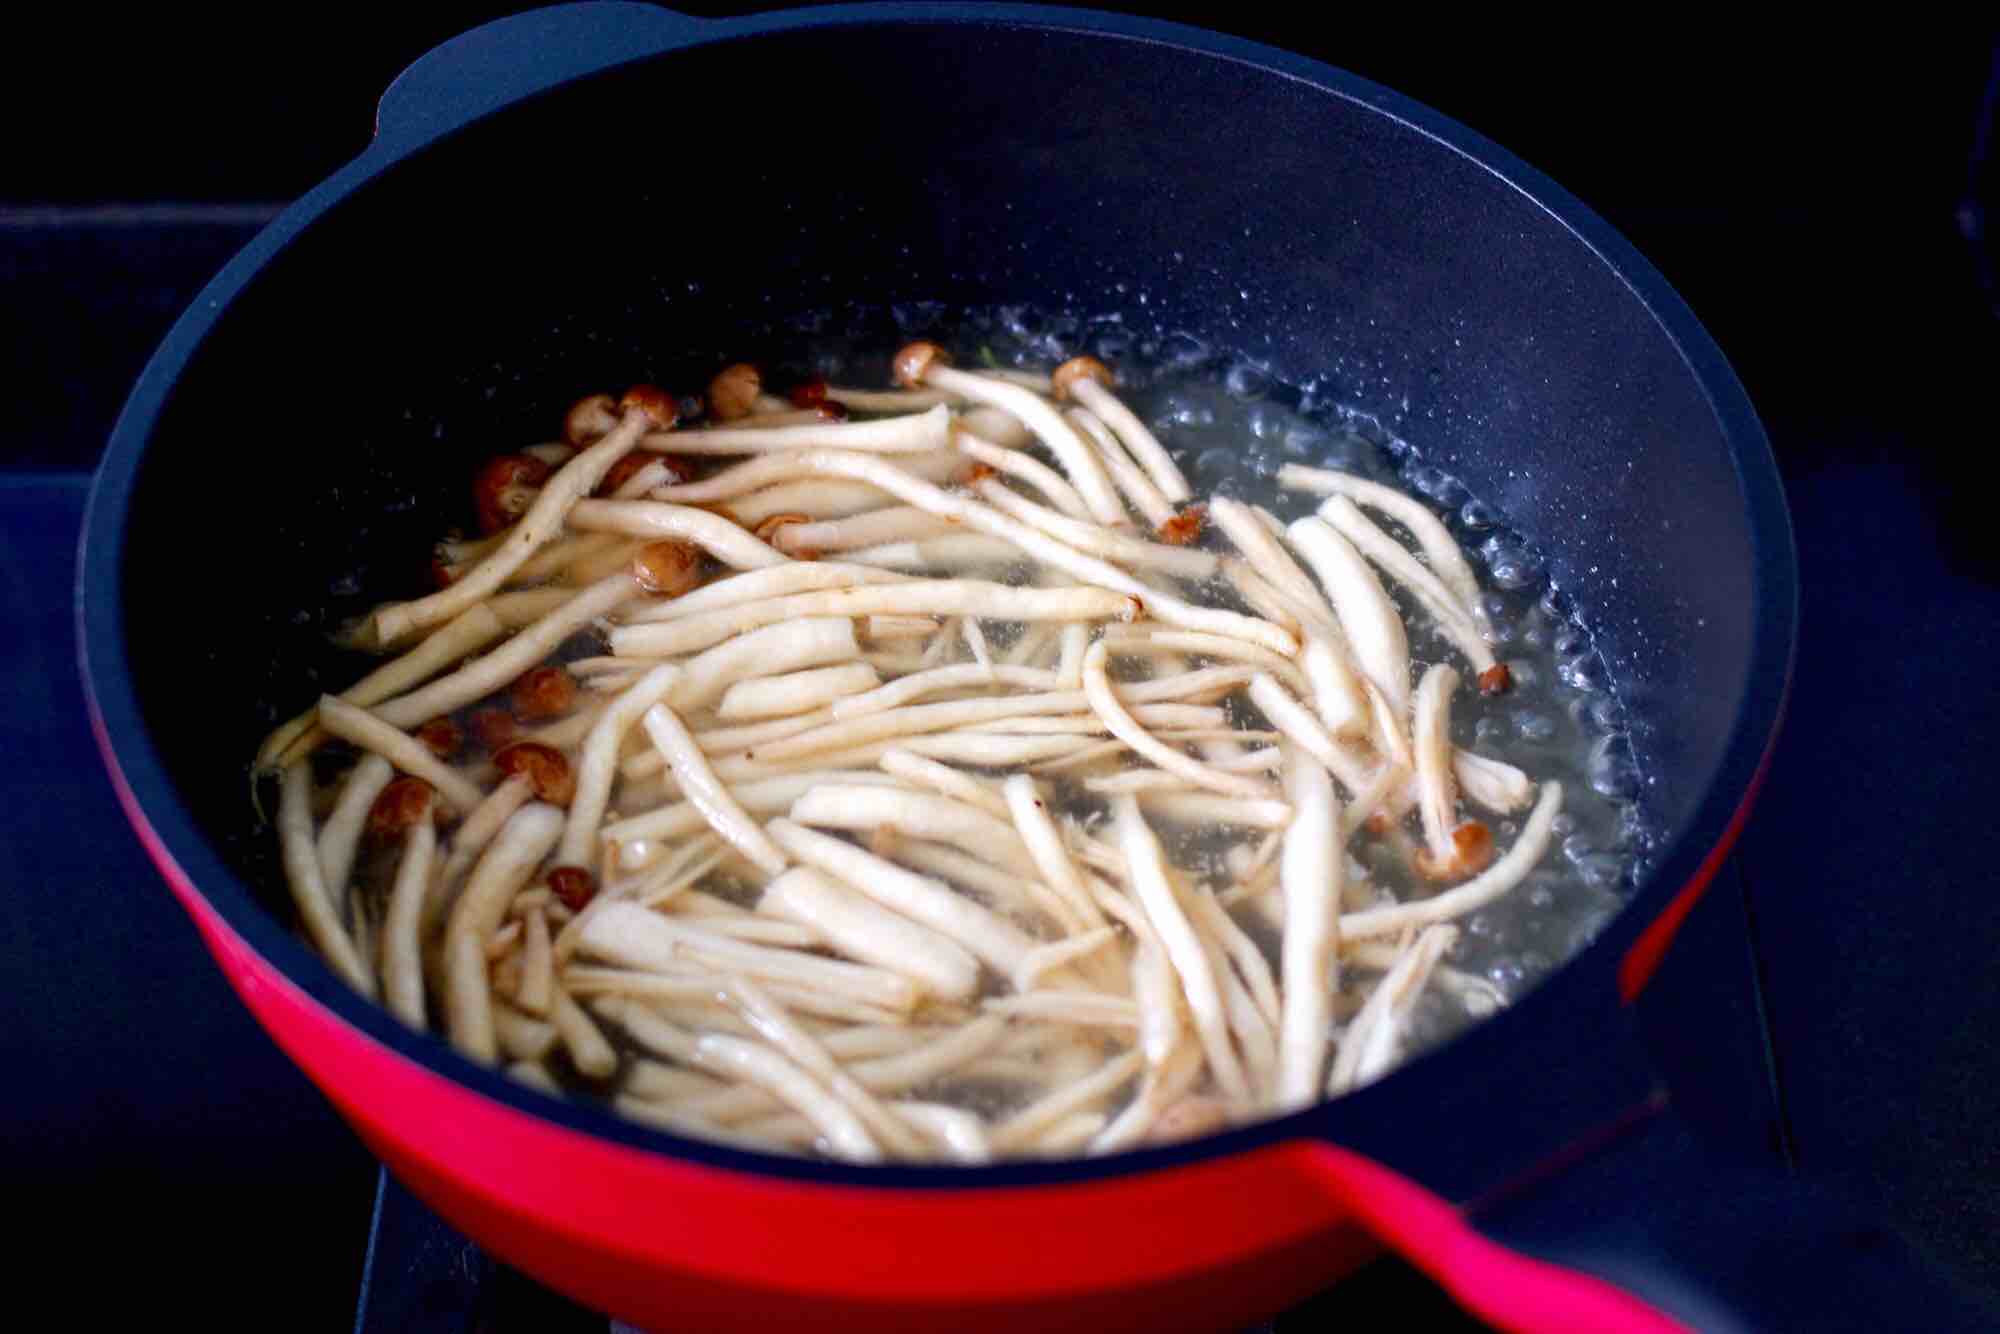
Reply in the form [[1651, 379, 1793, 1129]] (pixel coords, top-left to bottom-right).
[[892, 341, 1127, 526]]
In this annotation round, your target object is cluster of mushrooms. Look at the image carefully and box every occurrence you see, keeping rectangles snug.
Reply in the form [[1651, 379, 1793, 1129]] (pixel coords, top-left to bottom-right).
[[255, 342, 1561, 1162]]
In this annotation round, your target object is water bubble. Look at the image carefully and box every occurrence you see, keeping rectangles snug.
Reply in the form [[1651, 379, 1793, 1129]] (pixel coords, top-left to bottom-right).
[[1574, 853, 1626, 893], [1282, 424, 1328, 458], [1587, 733, 1642, 801], [1487, 959, 1527, 992], [1562, 834, 1596, 865], [1559, 651, 1610, 692], [1527, 882, 1556, 909], [1553, 629, 1589, 657], [1156, 331, 1209, 371], [1224, 360, 1273, 400], [1514, 711, 1558, 743], [1246, 403, 1285, 441], [1158, 395, 1216, 429], [1403, 465, 1469, 507], [1539, 586, 1573, 620], [1089, 326, 1134, 362], [1460, 498, 1499, 531], [1550, 813, 1578, 837], [1474, 714, 1508, 746]]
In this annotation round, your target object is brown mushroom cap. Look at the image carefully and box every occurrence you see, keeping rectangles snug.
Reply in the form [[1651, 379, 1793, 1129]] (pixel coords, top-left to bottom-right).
[[1051, 355, 1114, 401], [492, 742, 576, 806], [471, 454, 553, 535], [367, 776, 436, 840], [620, 384, 679, 431], [1155, 503, 1207, 547], [414, 716, 464, 761], [789, 377, 829, 408], [547, 865, 597, 912], [1414, 821, 1496, 881], [1477, 663, 1513, 696], [510, 666, 578, 720], [468, 708, 520, 753], [707, 363, 763, 421], [631, 539, 703, 596], [564, 393, 621, 446], [892, 341, 948, 389]]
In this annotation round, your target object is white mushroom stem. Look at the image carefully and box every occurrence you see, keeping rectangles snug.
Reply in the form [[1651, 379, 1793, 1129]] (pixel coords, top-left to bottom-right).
[[954, 430, 1093, 521], [600, 775, 897, 863], [1081, 641, 1270, 800], [1137, 793, 1292, 830], [717, 692, 1104, 768], [769, 506, 959, 555], [767, 817, 1034, 975], [1245, 673, 1376, 795], [314, 695, 484, 812], [640, 703, 788, 877], [663, 449, 1298, 653], [1319, 496, 1494, 672], [443, 802, 565, 1064], [1412, 664, 1463, 867], [258, 604, 506, 771], [1186, 885, 1281, 1030], [374, 405, 654, 643], [1455, 750, 1534, 814], [1113, 795, 1251, 1104], [564, 500, 787, 570], [433, 775, 535, 914], [276, 762, 376, 996], [607, 582, 1134, 659], [380, 793, 438, 1029], [981, 992, 1141, 1031], [840, 534, 1029, 572], [906, 363, 1126, 525], [726, 479, 908, 524], [1278, 463, 1489, 631], [822, 385, 954, 412], [670, 616, 862, 712], [961, 617, 993, 671], [760, 866, 981, 1000], [880, 749, 1009, 820], [694, 1032, 882, 1163], [1286, 515, 1411, 717], [1057, 623, 1090, 686], [1100, 627, 1310, 697], [863, 615, 943, 643], [1091, 1040, 1206, 1153], [717, 662, 881, 721], [556, 663, 684, 870], [1341, 782, 1563, 939], [1063, 374, 1192, 502], [315, 754, 394, 909], [550, 986, 619, 1077], [973, 479, 1217, 579], [578, 902, 920, 1011], [620, 561, 911, 626], [372, 573, 637, 731], [648, 403, 951, 455], [486, 587, 590, 627], [989, 1049, 1145, 1155], [494, 1004, 557, 1063], [515, 907, 554, 1017], [1209, 497, 1338, 623], [1328, 924, 1459, 1094], [893, 1102, 993, 1164], [1012, 928, 1121, 992], [1275, 751, 1340, 1109], [830, 663, 1060, 718], [1064, 406, 1176, 528], [724, 976, 929, 1158], [652, 444, 957, 507], [958, 404, 1033, 448], [569, 963, 898, 1029], [1002, 774, 1108, 931]]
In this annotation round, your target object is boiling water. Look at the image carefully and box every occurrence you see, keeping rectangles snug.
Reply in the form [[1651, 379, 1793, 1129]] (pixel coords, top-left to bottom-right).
[[315, 300, 1656, 1152]]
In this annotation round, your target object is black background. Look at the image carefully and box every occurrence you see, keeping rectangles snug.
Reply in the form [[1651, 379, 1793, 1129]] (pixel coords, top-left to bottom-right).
[[5, 6, 1998, 1330]]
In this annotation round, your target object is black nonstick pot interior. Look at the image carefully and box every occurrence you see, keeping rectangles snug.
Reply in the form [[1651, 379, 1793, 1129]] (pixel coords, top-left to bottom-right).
[[121, 17, 1759, 1031]]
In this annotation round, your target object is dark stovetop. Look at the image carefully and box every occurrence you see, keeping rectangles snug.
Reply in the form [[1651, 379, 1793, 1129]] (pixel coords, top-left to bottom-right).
[[4, 11, 1996, 1330]]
